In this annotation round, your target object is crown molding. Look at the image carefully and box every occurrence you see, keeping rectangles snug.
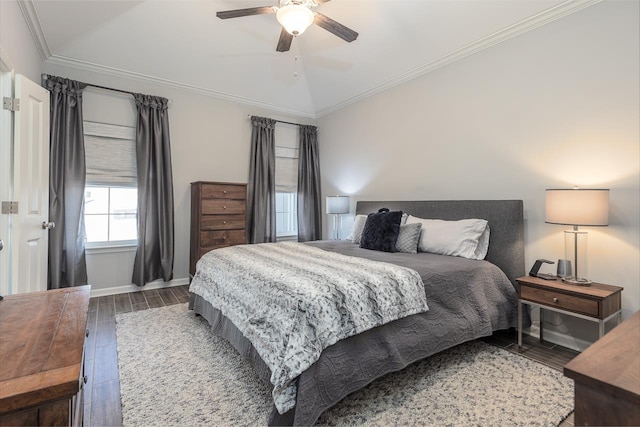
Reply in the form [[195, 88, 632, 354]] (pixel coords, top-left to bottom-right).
[[45, 55, 317, 119], [17, 0, 51, 61], [315, 0, 601, 118]]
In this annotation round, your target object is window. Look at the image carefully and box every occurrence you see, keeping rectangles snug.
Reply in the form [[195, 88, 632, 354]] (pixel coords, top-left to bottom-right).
[[275, 125, 299, 239], [83, 121, 137, 245], [276, 192, 297, 237], [85, 186, 137, 243]]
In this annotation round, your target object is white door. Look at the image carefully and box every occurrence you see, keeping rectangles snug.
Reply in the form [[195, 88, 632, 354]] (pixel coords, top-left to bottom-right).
[[0, 55, 14, 296], [11, 74, 50, 294]]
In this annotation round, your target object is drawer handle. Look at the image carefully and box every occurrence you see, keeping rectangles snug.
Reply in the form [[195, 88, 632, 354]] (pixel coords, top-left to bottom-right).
[[223, 190, 227, 194], [223, 221, 227, 225], [83, 376, 88, 384], [223, 206, 227, 209], [553, 297, 559, 303], [86, 329, 89, 337], [223, 236, 227, 240]]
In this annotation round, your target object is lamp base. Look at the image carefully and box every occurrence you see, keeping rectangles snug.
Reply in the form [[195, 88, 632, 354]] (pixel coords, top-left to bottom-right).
[[561, 276, 592, 286]]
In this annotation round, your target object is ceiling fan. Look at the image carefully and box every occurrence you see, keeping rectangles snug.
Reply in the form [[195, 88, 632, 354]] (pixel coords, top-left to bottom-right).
[[216, 0, 359, 52]]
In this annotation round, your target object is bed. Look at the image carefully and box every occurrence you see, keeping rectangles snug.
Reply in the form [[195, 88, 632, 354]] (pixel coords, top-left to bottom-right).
[[189, 200, 525, 426]]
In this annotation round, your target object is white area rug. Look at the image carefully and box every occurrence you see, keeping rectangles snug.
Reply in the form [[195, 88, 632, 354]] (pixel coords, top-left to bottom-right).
[[115, 304, 573, 426]]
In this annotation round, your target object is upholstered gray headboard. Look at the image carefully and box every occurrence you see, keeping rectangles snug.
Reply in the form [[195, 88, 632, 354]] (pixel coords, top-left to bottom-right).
[[356, 200, 525, 286]]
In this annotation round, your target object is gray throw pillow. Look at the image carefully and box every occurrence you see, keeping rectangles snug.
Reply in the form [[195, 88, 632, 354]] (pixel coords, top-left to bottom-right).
[[395, 223, 422, 254]]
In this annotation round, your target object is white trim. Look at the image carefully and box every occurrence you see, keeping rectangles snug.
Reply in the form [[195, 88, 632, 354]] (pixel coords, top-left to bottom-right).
[[31, 0, 599, 117], [17, 0, 51, 60], [89, 277, 190, 298], [45, 55, 317, 118], [315, 0, 602, 117]]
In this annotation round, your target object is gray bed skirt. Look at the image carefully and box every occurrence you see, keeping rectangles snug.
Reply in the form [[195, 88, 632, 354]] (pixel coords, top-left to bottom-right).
[[190, 289, 516, 426]]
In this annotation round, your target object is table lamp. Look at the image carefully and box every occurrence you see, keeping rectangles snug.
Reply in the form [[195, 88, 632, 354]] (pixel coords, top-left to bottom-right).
[[545, 188, 609, 285], [326, 196, 350, 240]]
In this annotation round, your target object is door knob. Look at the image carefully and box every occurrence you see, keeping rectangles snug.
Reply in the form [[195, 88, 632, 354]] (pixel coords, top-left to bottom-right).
[[0, 239, 4, 251], [42, 221, 55, 230]]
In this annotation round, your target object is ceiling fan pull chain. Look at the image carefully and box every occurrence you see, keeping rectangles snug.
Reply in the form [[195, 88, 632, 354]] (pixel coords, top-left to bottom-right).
[[293, 38, 301, 77]]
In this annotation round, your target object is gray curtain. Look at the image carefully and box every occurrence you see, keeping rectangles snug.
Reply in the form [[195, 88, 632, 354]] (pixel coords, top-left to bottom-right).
[[297, 125, 322, 241], [132, 94, 174, 286], [43, 75, 88, 289], [247, 116, 276, 243]]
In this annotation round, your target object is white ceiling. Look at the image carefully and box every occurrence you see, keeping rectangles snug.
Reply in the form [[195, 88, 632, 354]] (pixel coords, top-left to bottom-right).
[[27, 0, 595, 117]]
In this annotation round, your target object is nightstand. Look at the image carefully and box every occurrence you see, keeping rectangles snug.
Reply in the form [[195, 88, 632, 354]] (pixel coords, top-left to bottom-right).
[[516, 276, 623, 348]]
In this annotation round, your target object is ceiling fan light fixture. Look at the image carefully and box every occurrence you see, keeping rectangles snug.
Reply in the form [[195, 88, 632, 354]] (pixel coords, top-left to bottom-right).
[[276, 4, 314, 36]]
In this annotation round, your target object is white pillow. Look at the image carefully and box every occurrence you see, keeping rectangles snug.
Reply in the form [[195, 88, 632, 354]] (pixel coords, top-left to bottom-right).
[[347, 215, 367, 244], [405, 216, 490, 260]]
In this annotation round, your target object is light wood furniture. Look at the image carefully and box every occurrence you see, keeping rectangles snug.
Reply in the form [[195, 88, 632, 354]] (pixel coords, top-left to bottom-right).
[[190, 181, 247, 277], [564, 311, 640, 426], [516, 276, 622, 347], [0, 285, 91, 426]]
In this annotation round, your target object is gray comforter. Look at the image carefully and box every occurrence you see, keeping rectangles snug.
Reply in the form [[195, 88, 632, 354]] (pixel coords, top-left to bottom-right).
[[189, 240, 519, 426]]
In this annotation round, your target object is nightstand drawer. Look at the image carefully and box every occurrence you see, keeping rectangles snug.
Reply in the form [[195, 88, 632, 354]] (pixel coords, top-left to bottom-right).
[[520, 285, 599, 317]]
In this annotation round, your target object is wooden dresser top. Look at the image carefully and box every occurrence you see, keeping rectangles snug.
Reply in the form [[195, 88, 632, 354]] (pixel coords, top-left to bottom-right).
[[0, 285, 90, 414], [564, 310, 640, 403]]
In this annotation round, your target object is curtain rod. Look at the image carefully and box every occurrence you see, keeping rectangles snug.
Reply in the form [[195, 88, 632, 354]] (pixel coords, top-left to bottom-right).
[[247, 114, 316, 128], [41, 74, 172, 104]]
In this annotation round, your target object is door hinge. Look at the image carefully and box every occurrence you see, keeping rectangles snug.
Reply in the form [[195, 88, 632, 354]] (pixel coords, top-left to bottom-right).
[[2, 97, 20, 112], [1, 201, 19, 214]]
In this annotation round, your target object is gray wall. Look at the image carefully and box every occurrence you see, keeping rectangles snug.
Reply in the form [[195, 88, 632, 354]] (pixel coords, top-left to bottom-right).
[[317, 1, 639, 350]]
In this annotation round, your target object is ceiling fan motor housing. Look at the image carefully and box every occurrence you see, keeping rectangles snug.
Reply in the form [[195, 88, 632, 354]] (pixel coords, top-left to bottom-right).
[[277, 1, 316, 36]]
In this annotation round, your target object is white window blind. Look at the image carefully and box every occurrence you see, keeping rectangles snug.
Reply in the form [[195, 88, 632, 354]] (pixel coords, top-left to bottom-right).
[[275, 125, 299, 192], [84, 121, 137, 186]]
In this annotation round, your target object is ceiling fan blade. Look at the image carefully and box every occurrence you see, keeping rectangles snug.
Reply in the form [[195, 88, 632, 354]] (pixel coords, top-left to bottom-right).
[[313, 0, 331, 3], [276, 28, 293, 52], [216, 6, 276, 19], [314, 13, 358, 43]]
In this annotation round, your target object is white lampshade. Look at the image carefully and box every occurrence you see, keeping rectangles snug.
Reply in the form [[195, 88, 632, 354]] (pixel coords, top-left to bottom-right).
[[326, 196, 350, 214], [545, 189, 609, 226], [276, 4, 314, 36]]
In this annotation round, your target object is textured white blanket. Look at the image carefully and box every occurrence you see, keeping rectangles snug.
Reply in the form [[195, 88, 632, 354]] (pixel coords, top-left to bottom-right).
[[189, 242, 428, 413]]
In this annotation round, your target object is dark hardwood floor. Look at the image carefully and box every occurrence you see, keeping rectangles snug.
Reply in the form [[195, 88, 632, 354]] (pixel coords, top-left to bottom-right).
[[85, 287, 579, 427], [85, 285, 191, 426]]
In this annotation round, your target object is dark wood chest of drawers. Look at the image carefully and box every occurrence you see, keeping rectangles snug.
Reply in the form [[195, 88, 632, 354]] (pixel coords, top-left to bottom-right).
[[0, 286, 90, 426], [190, 181, 247, 276]]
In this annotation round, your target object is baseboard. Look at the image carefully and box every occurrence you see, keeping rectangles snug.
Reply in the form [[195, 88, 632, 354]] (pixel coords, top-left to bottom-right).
[[526, 324, 592, 353], [89, 278, 190, 298]]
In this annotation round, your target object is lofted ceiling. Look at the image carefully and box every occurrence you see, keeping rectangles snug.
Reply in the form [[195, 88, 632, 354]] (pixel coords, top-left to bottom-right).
[[26, 0, 596, 117]]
